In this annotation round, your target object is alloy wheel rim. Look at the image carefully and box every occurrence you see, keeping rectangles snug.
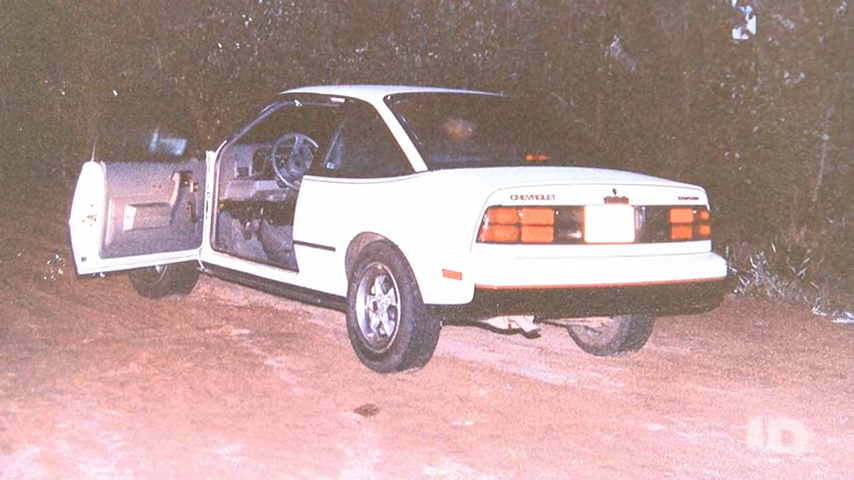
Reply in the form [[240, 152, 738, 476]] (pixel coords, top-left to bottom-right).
[[355, 262, 401, 353]]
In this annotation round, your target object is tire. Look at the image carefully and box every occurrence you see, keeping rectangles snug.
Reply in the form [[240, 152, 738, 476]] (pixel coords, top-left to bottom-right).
[[346, 242, 441, 373], [567, 314, 655, 357], [128, 262, 200, 299]]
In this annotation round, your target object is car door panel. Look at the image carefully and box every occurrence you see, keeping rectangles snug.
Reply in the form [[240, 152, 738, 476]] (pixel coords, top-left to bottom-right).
[[69, 159, 206, 275], [101, 162, 203, 258]]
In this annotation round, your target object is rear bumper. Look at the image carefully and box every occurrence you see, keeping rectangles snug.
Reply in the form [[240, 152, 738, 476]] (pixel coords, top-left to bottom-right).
[[460, 277, 727, 319], [467, 250, 727, 290], [427, 250, 727, 317]]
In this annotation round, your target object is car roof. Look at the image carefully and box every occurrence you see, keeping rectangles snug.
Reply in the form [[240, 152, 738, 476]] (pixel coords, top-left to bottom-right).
[[280, 84, 499, 103]]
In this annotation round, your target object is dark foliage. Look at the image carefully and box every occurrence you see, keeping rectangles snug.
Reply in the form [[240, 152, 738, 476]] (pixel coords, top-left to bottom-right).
[[4, 0, 854, 309]]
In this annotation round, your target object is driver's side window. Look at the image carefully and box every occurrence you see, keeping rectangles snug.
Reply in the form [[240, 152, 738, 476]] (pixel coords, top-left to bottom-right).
[[225, 100, 343, 183]]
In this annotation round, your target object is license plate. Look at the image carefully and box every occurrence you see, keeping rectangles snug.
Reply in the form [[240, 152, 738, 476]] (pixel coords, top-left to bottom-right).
[[584, 205, 635, 243]]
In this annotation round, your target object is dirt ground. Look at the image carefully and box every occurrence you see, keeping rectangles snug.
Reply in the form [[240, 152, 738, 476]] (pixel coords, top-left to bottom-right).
[[1, 172, 853, 479]]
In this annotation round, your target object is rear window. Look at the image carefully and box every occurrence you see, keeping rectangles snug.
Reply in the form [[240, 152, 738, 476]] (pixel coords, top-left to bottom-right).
[[386, 92, 577, 170]]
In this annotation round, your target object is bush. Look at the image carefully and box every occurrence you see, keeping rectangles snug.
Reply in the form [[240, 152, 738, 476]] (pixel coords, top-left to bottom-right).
[[726, 231, 854, 323]]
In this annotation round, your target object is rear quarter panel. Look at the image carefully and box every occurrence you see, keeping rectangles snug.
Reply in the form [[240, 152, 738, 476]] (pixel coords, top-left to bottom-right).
[[293, 172, 491, 303]]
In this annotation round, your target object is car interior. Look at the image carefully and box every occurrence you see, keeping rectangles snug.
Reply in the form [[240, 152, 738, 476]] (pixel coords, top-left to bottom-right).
[[214, 99, 343, 270], [213, 96, 415, 271]]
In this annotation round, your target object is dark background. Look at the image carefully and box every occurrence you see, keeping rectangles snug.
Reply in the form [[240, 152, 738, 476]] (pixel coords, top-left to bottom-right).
[[3, 0, 853, 308]]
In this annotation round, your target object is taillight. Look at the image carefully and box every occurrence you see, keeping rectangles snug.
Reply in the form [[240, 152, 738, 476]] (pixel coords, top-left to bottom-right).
[[477, 205, 712, 245], [478, 207, 555, 244], [668, 206, 711, 241]]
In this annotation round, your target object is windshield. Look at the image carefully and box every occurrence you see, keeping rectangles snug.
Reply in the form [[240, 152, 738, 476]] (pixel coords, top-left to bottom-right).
[[386, 92, 571, 170]]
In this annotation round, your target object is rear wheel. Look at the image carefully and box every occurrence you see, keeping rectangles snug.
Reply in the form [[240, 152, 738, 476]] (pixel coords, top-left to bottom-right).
[[567, 314, 655, 356], [128, 262, 199, 299], [346, 242, 441, 373]]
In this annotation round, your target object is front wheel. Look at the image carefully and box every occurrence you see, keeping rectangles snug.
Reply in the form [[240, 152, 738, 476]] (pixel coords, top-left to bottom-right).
[[567, 314, 655, 356], [128, 262, 199, 299], [346, 242, 441, 373]]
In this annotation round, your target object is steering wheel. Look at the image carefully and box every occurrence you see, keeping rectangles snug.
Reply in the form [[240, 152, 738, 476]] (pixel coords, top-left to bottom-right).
[[270, 132, 318, 190]]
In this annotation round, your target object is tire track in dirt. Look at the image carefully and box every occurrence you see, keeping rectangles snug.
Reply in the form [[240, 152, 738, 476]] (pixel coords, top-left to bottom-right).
[[3, 172, 854, 478], [190, 274, 854, 477]]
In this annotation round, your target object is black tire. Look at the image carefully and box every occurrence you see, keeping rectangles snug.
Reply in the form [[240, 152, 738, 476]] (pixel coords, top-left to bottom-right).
[[567, 314, 655, 357], [346, 242, 441, 373], [128, 262, 199, 299]]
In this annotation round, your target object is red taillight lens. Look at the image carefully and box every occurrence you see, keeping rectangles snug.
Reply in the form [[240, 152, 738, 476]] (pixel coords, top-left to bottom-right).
[[669, 208, 695, 224], [481, 224, 521, 243], [520, 207, 554, 225], [521, 225, 554, 243], [670, 224, 694, 241], [485, 207, 519, 225], [668, 206, 712, 241], [478, 207, 556, 244]]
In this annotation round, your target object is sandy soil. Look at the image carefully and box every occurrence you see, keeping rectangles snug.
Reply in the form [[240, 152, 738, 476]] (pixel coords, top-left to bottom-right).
[[1, 173, 853, 479]]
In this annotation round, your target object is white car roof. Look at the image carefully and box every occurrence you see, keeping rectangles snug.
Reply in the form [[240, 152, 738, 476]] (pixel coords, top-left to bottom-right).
[[280, 85, 498, 103]]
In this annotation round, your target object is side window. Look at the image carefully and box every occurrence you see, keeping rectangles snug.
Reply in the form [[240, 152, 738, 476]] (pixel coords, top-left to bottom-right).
[[221, 100, 343, 182], [317, 103, 412, 179], [98, 125, 196, 163], [96, 94, 200, 164]]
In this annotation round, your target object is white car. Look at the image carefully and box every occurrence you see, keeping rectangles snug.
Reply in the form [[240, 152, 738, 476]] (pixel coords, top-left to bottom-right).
[[68, 85, 727, 373]]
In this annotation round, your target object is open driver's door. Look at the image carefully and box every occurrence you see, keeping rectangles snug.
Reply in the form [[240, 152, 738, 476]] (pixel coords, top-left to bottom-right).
[[68, 156, 206, 275]]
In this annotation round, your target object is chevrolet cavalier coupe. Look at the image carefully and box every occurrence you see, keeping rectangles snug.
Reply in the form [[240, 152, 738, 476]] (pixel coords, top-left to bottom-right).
[[69, 85, 728, 373]]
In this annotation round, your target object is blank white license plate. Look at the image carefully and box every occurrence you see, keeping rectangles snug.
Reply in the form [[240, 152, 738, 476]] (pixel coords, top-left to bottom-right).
[[584, 205, 635, 243]]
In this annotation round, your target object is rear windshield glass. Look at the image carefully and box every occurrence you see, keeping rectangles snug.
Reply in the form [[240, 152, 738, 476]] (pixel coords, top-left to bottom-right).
[[386, 92, 576, 170]]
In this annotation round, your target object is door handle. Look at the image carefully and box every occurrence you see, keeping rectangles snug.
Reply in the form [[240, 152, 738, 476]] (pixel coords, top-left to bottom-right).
[[176, 170, 199, 192]]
